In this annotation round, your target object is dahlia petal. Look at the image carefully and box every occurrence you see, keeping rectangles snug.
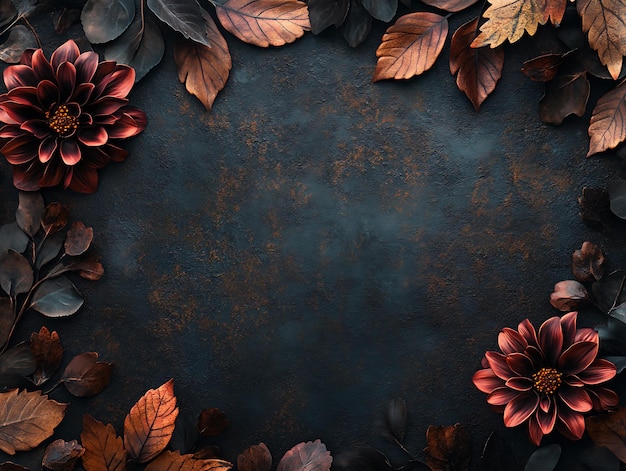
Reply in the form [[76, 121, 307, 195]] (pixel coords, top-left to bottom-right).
[[503, 392, 540, 427], [488, 387, 522, 406], [108, 108, 147, 138], [87, 97, 127, 116], [485, 351, 514, 380], [50, 40, 80, 70], [560, 311, 577, 349], [75, 51, 99, 84], [77, 126, 108, 146], [564, 375, 585, 387], [66, 165, 98, 193], [1, 135, 38, 164], [536, 400, 558, 434], [524, 345, 544, 366], [527, 416, 544, 446], [92, 61, 119, 98], [38, 137, 58, 163], [7, 86, 39, 106], [4, 65, 37, 90], [499, 328, 528, 354], [505, 376, 533, 391], [473, 368, 505, 393], [575, 328, 598, 344], [56, 62, 77, 103], [538, 317, 563, 365], [80, 146, 111, 168], [518, 319, 538, 347], [0, 102, 18, 125], [19, 49, 34, 67], [72, 83, 95, 105], [31, 49, 55, 83], [558, 386, 593, 412], [558, 341, 598, 374], [506, 353, 535, 377], [21, 119, 51, 139], [1, 102, 42, 124], [37, 79, 59, 110], [539, 395, 551, 413], [60, 139, 81, 165], [100, 143, 128, 163], [39, 160, 65, 188], [12, 162, 44, 191], [80, 113, 93, 126], [101, 65, 135, 99], [587, 387, 619, 410], [0, 125, 25, 138], [557, 406, 585, 440], [577, 359, 617, 384]]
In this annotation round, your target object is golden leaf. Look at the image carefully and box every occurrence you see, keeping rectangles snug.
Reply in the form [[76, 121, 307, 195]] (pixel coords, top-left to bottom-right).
[[577, 0, 626, 80], [123, 379, 179, 463], [144, 451, 232, 471], [0, 389, 67, 455], [215, 0, 310, 47], [81, 414, 128, 471], [587, 80, 626, 156], [373, 12, 448, 82]]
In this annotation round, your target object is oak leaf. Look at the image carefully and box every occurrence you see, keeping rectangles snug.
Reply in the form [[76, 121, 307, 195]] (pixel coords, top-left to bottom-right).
[[237, 443, 272, 471], [586, 407, 626, 463], [81, 414, 128, 471], [0, 389, 67, 455], [123, 379, 179, 463], [588, 80, 626, 156], [30, 326, 63, 386], [276, 440, 332, 471], [61, 352, 113, 397], [470, 0, 548, 48], [450, 17, 504, 110], [144, 451, 232, 471], [423, 424, 471, 471], [215, 0, 310, 47], [175, 11, 231, 110], [577, 0, 626, 80], [373, 12, 448, 81]]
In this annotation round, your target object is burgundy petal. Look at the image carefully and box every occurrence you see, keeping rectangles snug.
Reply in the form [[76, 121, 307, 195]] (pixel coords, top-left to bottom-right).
[[503, 392, 540, 427], [564, 375, 585, 387], [99, 143, 128, 163], [71, 83, 95, 105], [12, 162, 44, 191], [38, 136, 58, 163], [499, 327, 529, 354], [488, 387, 522, 406], [536, 400, 558, 434], [0, 125, 25, 138], [558, 386, 593, 412], [77, 126, 108, 147], [31, 49, 55, 83], [524, 345, 544, 366], [474, 369, 502, 394], [560, 311, 577, 349], [527, 416, 544, 446], [80, 145, 111, 169], [7, 86, 39, 106], [60, 139, 81, 165], [39, 160, 65, 188], [558, 341, 598, 374], [518, 319, 538, 347], [19, 49, 34, 67], [50, 40, 80, 70], [1, 102, 42, 124], [577, 359, 617, 384], [108, 108, 147, 138], [587, 387, 619, 410], [538, 316, 563, 365], [1, 135, 38, 164], [539, 395, 551, 413], [87, 97, 127, 116], [66, 165, 98, 193], [4, 65, 37, 90], [75, 51, 99, 84], [21, 119, 51, 139], [485, 351, 514, 380], [575, 328, 598, 344], [556, 406, 585, 440], [91, 61, 119, 98], [505, 376, 533, 391], [56, 62, 77, 103], [101, 65, 135, 99], [37, 79, 59, 111], [506, 353, 535, 377]]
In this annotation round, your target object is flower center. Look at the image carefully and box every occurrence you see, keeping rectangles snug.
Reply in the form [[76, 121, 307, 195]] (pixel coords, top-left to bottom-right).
[[46, 105, 78, 136], [532, 367, 562, 394]]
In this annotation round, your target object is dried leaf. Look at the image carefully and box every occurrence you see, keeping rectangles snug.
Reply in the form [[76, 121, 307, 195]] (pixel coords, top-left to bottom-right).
[[43, 439, 85, 471], [342, 0, 372, 47], [175, 11, 231, 110], [36, 232, 64, 269], [578, 186, 612, 231], [523, 444, 560, 471], [197, 408, 228, 437], [588, 81, 626, 156], [64, 221, 93, 257], [123, 379, 179, 463], [0, 298, 13, 349], [470, 0, 548, 48], [237, 443, 272, 471], [384, 397, 407, 443], [545, 0, 567, 25], [147, 0, 211, 48], [0, 463, 29, 471], [577, 0, 626, 80], [0, 2, 17, 30], [144, 450, 232, 471], [609, 180, 626, 219], [53, 8, 82, 33], [593, 270, 626, 315], [49, 256, 105, 281], [15, 192, 43, 238], [586, 407, 626, 463], [0, 342, 36, 377], [0, 223, 28, 254], [30, 326, 63, 386], [538, 66, 589, 125], [61, 352, 112, 397], [276, 440, 332, 471], [476, 431, 519, 471], [81, 414, 128, 471], [450, 17, 504, 110], [0, 389, 66, 455], [307, 0, 349, 34], [81, 0, 135, 44], [550, 280, 589, 311], [30, 276, 84, 317], [373, 12, 448, 81], [361, 0, 397, 22], [192, 446, 221, 460], [521, 53, 563, 82], [580, 446, 620, 471], [216, 0, 310, 47], [420, 0, 479, 13], [0, 250, 33, 297], [41, 203, 70, 237], [572, 241, 606, 283], [0, 25, 36, 64], [331, 448, 396, 471], [423, 424, 471, 471]]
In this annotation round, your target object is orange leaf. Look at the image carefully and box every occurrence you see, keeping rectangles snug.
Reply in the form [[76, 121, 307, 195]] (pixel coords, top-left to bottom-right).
[[449, 17, 504, 110], [215, 0, 310, 47], [470, 0, 548, 48], [545, 0, 566, 25], [587, 80, 626, 156], [586, 407, 626, 463], [373, 12, 448, 82], [423, 424, 471, 471], [420, 0, 479, 13], [81, 414, 127, 471], [577, 0, 626, 80], [144, 450, 232, 471], [175, 11, 232, 110], [0, 389, 67, 455], [521, 53, 564, 82], [123, 379, 179, 463], [30, 326, 63, 386]]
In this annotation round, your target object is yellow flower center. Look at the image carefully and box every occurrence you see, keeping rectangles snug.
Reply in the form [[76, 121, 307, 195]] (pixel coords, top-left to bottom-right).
[[532, 367, 562, 395], [46, 105, 78, 136]]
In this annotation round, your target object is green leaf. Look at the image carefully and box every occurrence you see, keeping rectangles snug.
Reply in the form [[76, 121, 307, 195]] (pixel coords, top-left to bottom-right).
[[0, 250, 33, 297], [81, 0, 135, 43], [30, 276, 83, 317]]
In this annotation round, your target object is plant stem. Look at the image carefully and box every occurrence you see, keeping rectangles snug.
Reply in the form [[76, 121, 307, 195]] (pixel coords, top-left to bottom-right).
[[607, 275, 626, 315], [22, 17, 41, 49]]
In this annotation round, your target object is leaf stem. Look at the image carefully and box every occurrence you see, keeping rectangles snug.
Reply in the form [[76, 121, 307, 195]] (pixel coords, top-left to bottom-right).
[[22, 17, 41, 50], [43, 379, 63, 395], [392, 435, 414, 459], [607, 275, 626, 315], [0, 14, 22, 37]]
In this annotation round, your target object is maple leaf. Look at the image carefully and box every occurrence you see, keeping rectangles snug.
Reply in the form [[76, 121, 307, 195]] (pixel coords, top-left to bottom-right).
[[471, 0, 548, 48], [450, 17, 504, 110], [577, 0, 626, 80], [215, 0, 310, 47], [587, 80, 626, 156], [81, 414, 128, 471], [373, 12, 448, 81]]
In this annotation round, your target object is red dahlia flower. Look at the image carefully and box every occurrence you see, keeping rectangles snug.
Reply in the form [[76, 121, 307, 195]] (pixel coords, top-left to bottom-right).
[[0, 40, 146, 193], [472, 312, 618, 445]]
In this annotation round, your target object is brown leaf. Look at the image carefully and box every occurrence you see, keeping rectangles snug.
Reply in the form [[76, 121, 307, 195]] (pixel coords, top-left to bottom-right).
[[573, 241, 606, 283], [276, 440, 332, 471], [123, 379, 179, 463], [15, 192, 44, 238], [0, 463, 30, 471], [215, 0, 310, 47], [470, 0, 548, 48], [421, 0, 479, 13], [550, 280, 589, 311], [61, 352, 112, 397], [577, 0, 626, 80], [175, 11, 231, 110], [64, 222, 93, 257], [30, 326, 63, 386], [0, 389, 67, 455], [0, 250, 33, 297], [521, 53, 563, 82], [588, 81, 626, 156], [586, 407, 626, 463], [373, 12, 448, 81], [48, 256, 105, 281], [449, 17, 504, 110], [423, 424, 471, 471], [81, 415, 128, 471], [0, 298, 13, 349], [144, 450, 232, 471], [578, 186, 612, 231], [545, 0, 567, 25], [237, 443, 272, 471], [43, 439, 85, 471], [538, 66, 590, 125], [41, 203, 70, 237], [198, 408, 229, 437]]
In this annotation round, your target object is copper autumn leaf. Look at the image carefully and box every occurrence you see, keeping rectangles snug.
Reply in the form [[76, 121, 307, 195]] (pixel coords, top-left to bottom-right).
[[144, 451, 232, 471], [588, 80, 626, 156], [30, 326, 63, 386], [373, 12, 448, 81], [123, 379, 179, 463], [573, 241, 606, 283], [423, 424, 471, 471], [175, 10, 231, 111], [198, 408, 229, 437], [64, 221, 94, 257], [237, 443, 272, 471], [420, 0, 479, 13], [521, 53, 564, 82], [586, 406, 626, 463], [215, 0, 310, 47], [545, 0, 567, 25], [449, 17, 504, 110], [42, 439, 85, 471], [41, 203, 70, 237], [276, 440, 332, 471], [470, 0, 548, 48], [577, 0, 626, 80], [81, 414, 128, 471], [550, 280, 589, 311], [61, 352, 113, 397], [0, 389, 67, 455]]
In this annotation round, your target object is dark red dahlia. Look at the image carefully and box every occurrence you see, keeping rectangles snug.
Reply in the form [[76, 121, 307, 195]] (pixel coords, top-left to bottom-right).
[[472, 312, 618, 445], [0, 40, 146, 193]]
